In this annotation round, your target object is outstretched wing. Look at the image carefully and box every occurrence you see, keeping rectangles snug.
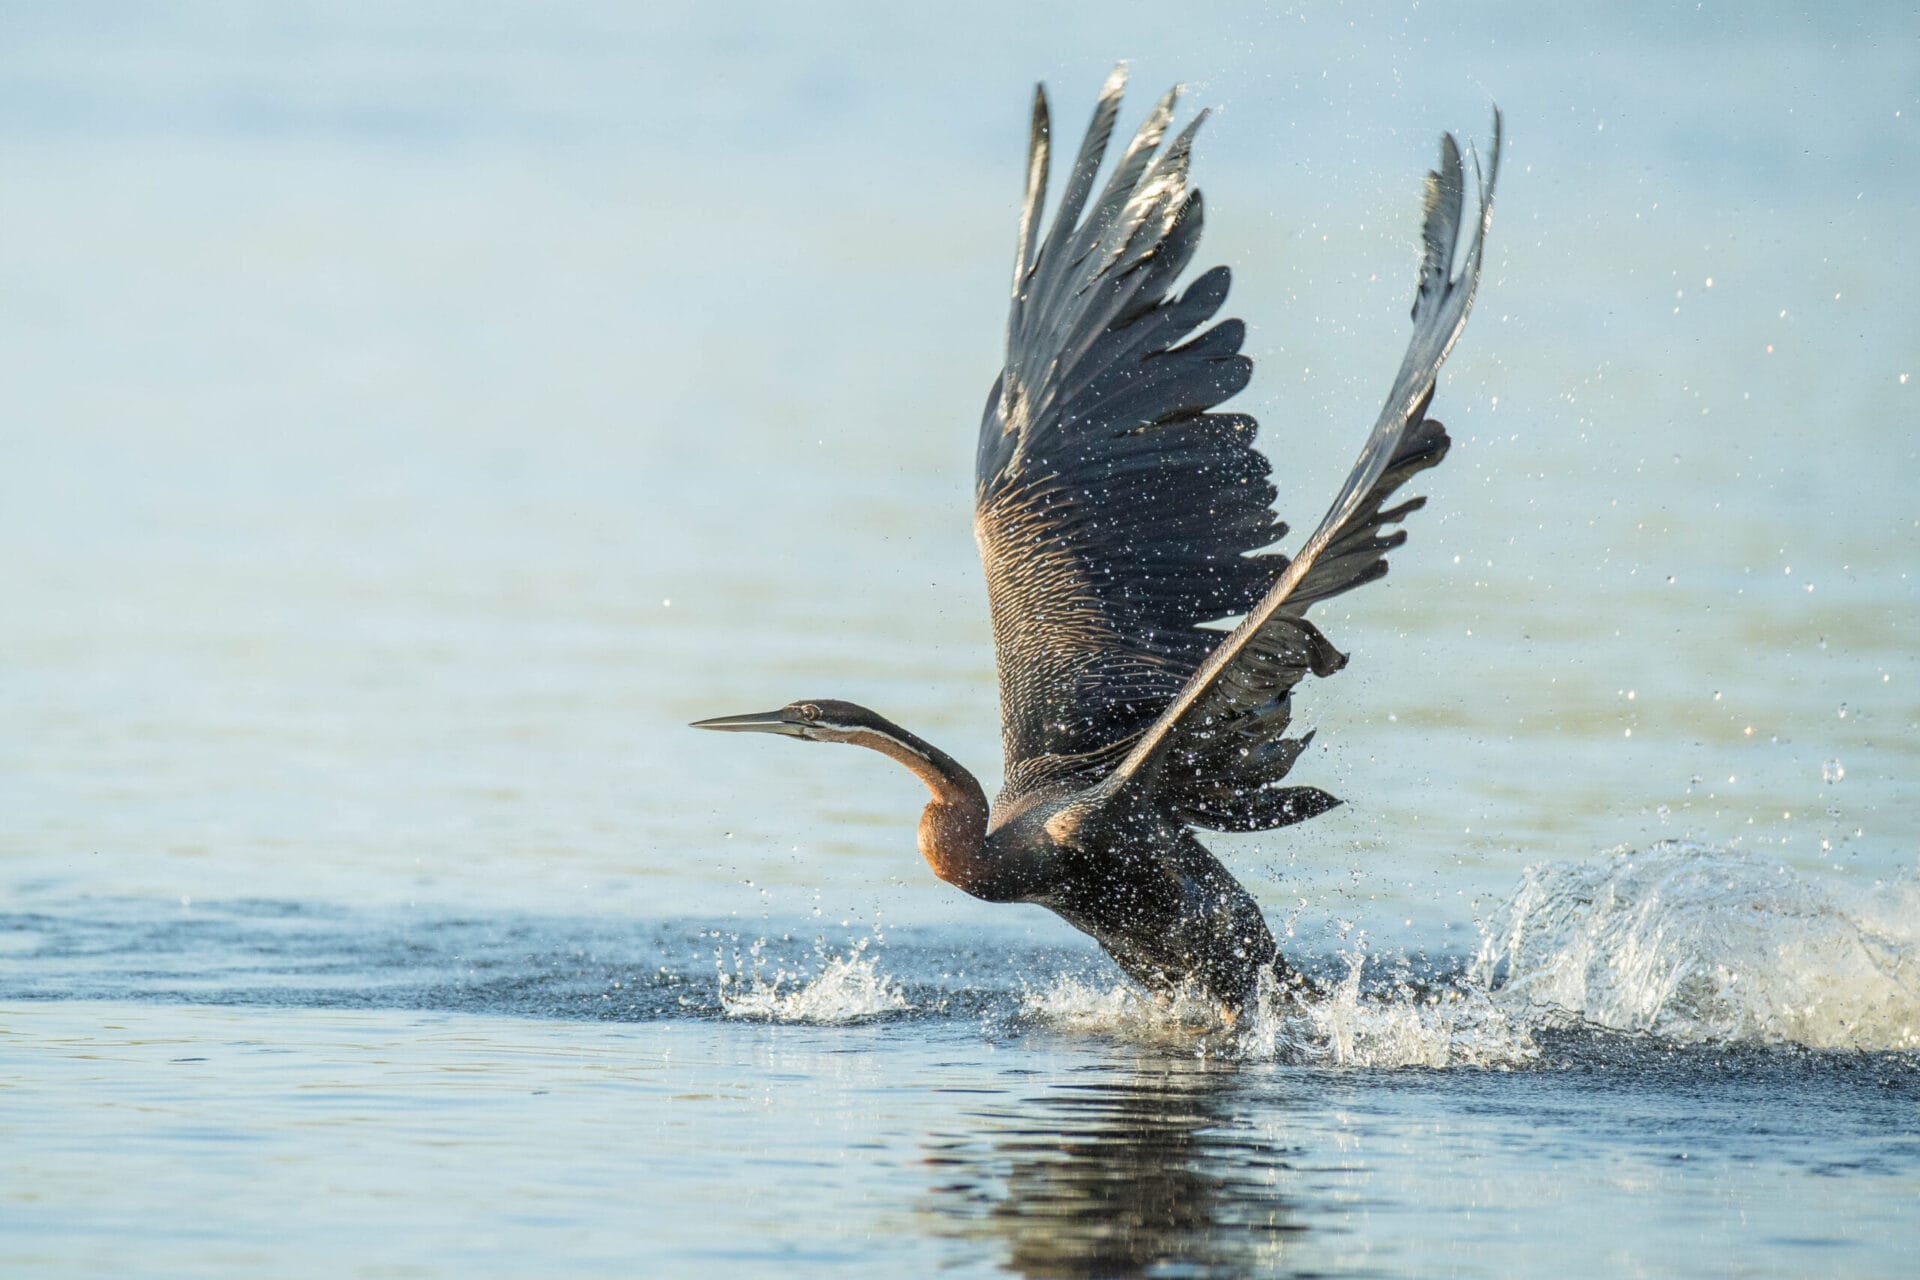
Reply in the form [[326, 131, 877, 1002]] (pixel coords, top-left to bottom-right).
[[975, 68, 1288, 804], [1103, 112, 1503, 818]]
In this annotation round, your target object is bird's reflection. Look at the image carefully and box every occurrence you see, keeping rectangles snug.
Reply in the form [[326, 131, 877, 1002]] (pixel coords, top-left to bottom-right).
[[919, 1057, 1304, 1279]]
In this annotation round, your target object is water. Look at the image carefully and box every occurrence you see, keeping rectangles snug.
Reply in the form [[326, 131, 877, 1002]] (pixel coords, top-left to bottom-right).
[[4, 2, 1919, 1275], [6, 856, 1919, 1276]]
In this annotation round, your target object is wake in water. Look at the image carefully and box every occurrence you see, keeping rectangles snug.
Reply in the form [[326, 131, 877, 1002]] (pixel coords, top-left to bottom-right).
[[720, 841, 1920, 1062]]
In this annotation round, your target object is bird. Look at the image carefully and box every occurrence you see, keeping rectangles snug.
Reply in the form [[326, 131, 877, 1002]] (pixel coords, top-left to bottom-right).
[[694, 67, 1500, 1010]]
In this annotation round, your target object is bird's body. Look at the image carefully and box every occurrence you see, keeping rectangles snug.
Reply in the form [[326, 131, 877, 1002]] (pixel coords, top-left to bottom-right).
[[1005, 806, 1278, 1009], [696, 68, 1500, 1009]]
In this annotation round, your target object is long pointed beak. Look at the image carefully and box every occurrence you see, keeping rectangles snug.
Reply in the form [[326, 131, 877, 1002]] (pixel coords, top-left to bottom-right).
[[689, 709, 806, 736]]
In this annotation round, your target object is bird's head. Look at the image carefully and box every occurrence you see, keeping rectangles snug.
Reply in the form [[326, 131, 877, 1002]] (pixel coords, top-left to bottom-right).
[[690, 699, 881, 746], [691, 697, 990, 889]]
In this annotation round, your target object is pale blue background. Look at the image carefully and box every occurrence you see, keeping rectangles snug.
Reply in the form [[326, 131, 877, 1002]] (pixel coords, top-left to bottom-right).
[[6, 1, 1914, 945]]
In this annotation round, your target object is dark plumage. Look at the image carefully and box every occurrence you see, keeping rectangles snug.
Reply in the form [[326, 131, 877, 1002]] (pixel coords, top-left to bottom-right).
[[695, 68, 1501, 1009]]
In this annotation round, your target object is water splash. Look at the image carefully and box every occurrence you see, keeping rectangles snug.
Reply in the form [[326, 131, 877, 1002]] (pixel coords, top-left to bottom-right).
[[1253, 959, 1540, 1068], [1019, 960, 1540, 1068], [1019, 841, 1920, 1061], [718, 935, 908, 1024], [1473, 840, 1920, 1050], [1015, 973, 1230, 1049]]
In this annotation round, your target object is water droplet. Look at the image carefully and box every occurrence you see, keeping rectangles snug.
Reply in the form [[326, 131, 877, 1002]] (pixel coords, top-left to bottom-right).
[[1821, 758, 1845, 784]]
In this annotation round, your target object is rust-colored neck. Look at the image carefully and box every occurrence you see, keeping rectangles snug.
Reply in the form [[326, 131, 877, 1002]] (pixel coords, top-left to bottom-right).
[[842, 723, 997, 900]]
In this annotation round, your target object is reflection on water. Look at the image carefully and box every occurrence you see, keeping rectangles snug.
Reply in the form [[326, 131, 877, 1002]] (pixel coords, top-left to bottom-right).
[[925, 1061, 1301, 1280]]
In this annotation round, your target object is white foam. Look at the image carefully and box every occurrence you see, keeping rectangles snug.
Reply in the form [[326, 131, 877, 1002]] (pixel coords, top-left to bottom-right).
[[717, 843, 1918, 1053], [1019, 959, 1541, 1068], [1472, 840, 1920, 1050], [718, 936, 908, 1024], [1019, 843, 1920, 1061]]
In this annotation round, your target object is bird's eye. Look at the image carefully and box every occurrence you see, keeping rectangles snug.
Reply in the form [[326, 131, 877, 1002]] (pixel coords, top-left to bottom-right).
[[797, 703, 821, 721]]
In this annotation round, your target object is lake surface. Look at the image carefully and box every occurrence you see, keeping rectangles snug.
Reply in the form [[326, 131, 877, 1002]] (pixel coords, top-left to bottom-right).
[[3, 2, 1917, 1276]]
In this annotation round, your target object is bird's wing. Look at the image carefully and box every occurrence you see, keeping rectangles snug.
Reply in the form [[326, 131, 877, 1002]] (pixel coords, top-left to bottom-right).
[[974, 68, 1287, 803], [1100, 112, 1503, 810]]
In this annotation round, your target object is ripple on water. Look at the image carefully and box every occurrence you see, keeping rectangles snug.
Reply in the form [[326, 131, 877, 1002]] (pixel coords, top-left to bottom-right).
[[6, 843, 1917, 1062]]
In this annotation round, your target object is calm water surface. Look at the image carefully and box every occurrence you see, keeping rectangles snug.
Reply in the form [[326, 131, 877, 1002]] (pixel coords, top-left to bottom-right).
[[3, 2, 1918, 1276]]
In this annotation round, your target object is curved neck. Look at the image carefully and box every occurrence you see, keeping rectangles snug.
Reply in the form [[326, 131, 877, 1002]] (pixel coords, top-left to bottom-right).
[[842, 718, 1000, 900], [845, 720, 974, 804]]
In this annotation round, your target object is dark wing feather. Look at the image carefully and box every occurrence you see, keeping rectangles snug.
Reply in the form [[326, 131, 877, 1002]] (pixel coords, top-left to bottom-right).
[[1155, 407, 1451, 829], [975, 69, 1287, 803], [1104, 112, 1503, 820]]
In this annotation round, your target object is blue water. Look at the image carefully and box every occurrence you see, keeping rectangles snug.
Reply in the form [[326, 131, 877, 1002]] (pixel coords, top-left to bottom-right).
[[5, 890, 1918, 1277], [4, 2, 1919, 1275]]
